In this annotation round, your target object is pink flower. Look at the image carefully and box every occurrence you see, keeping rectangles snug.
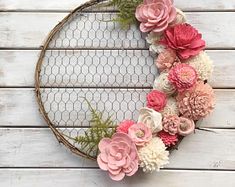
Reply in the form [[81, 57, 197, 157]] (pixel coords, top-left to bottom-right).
[[160, 23, 206, 60], [97, 133, 139, 181], [135, 0, 176, 33], [178, 117, 195, 136], [168, 63, 197, 92], [116, 120, 135, 134], [128, 123, 152, 146], [155, 48, 181, 72], [162, 115, 180, 135], [177, 81, 215, 121], [147, 90, 167, 112], [158, 130, 178, 147]]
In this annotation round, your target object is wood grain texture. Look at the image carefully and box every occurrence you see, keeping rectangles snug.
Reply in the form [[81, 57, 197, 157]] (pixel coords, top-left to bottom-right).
[[0, 88, 234, 128], [0, 169, 235, 187], [0, 0, 234, 186], [0, 128, 235, 169], [0, 50, 235, 88], [0, 12, 235, 48], [1, 0, 235, 11]]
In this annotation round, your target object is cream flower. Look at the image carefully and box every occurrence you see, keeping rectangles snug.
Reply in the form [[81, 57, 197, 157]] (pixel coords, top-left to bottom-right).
[[170, 8, 187, 26], [161, 97, 179, 116], [153, 72, 176, 96], [146, 32, 165, 54], [138, 107, 162, 133], [184, 51, 214, 81], [138, 137, 169, 172]]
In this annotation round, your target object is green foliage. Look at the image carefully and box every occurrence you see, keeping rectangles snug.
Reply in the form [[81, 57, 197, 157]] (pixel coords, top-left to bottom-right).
[[74, 99, 117, 157], [109, 0, 143, 28]]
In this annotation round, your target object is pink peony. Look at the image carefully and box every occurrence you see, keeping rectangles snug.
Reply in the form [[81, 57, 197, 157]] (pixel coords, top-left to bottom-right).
[[168, 63, 197, 92], [116, 120, 135, 134], [160, 23, 206, 60], [162, 115, 180, 135], [97, 133, 139, 181], [178, 117, 195, 136], [147, 90, 167, 112], [158, 130, 178, 147], [135, 0, 176, 33], [177, 81, 215, 121], [128, 123, 152, 147], [155, 48, 181, 72]]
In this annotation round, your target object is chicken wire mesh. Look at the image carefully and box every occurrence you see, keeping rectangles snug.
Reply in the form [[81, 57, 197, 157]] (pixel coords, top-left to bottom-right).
[[35, 0, 158, 159]]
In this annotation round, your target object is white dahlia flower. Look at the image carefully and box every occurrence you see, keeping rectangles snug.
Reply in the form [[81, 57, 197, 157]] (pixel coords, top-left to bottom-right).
[[161, 97, 179, 116], [146, 32, 165, 54], [170, 8, 187, 26], [138, 137, 169, 173], [153, 72, 176, 96], [184, 51, 214, 81]]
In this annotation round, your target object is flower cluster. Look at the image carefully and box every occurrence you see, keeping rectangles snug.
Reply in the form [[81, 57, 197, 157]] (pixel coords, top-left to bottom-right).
[[97, 0, 215, 181]]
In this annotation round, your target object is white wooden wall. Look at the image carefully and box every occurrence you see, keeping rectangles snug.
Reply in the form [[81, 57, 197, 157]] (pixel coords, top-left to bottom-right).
[[0, 0, 235, 186]]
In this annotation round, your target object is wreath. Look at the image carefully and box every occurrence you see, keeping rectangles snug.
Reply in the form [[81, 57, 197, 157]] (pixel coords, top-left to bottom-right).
[[35, 0, 215, 181]]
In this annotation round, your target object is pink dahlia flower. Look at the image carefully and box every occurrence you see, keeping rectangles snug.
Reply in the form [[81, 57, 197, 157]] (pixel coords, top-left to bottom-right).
[[176, 81, 215, 121], [135, 0, 176, 33], [155, 48, 181, 72], [116, 120, 135, 134], [160, 23, 206, 60], [128, 123, 152, 147], [168, 63, 197, 92], [162, 115, 180, 135], [158, 130, 178, 147], [178, 117, 195, 136], [97, 133, 139, 181], [147, 90, 167, 112]]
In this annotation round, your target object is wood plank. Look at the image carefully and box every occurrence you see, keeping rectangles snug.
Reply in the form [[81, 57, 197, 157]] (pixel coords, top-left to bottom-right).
[[0, 88, 234, 128], [1, 0, 235, 11], [0, 50, 234, 88], [0, 169, 234, 187], [0, 12, 235, 48], [0, 128, 235, 169]]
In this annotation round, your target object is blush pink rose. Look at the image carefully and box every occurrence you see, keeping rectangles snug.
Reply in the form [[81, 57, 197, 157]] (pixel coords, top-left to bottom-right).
[[97, 133, 139, 181], [147, 90, 167, 112], [160, 23, 206, 60], [155, 48, 181, 72], [168, 63, 197, 92], [162, 115, 180, 135], [135, 0, 176, 33], [128, 123, 152, 147], [178, 117, 195, 136], [116, 120, 135, 134]]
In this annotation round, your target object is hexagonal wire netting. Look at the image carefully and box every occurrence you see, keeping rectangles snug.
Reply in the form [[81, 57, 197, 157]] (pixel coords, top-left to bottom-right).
[[36, 0, 158, 158]]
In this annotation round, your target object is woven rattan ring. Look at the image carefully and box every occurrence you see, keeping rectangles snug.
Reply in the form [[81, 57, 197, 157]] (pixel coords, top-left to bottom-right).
[[35, 0, 156, 160]]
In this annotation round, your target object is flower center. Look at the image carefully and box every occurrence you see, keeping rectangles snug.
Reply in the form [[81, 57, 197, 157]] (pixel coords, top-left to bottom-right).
[[115, 153, 122, 160], [180, 123, 188, 131], [179, 70, 190, 81], [136, 130, 145, 138]]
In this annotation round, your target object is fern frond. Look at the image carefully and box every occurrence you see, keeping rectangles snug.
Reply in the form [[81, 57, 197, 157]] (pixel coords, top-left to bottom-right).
[[72, 99, 117, 157], [109, 0, 143, 28]]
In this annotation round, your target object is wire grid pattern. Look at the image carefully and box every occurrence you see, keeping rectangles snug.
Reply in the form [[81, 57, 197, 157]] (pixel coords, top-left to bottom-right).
[[38, 2, 157, 157]]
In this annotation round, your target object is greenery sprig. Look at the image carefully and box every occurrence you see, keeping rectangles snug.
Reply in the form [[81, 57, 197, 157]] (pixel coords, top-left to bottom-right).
[[70, 99, 117, 157], [109, 0, 143, 28]]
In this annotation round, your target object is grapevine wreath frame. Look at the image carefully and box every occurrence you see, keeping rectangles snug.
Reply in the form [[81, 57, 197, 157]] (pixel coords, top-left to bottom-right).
[[35, 0, 101, 160], [35, 0, 215, 181]]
